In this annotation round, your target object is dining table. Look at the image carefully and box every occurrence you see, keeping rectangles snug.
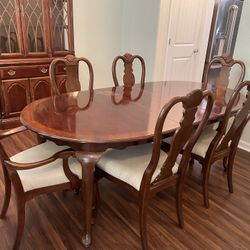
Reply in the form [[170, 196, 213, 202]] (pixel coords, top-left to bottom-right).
[[20, 80, 244, 247]]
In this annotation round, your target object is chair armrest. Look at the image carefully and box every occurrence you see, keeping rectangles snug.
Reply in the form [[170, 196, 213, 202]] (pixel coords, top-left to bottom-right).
[[4, 149, 75, 171], [0, 126, 27, 139]]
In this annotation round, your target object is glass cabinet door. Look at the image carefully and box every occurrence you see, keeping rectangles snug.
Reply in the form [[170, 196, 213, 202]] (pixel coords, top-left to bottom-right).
[[50, 0, 74, 54], [0, 0, 23, 57], [20, 0, 49, 55], [1, 0, 74, 57]]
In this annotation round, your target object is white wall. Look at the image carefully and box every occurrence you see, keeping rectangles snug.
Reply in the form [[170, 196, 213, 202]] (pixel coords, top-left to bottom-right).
[[121, 0, 160, 81], [73, 0, 123, 89], [73, 0, 161, 89], [233, 0, 250, 151]]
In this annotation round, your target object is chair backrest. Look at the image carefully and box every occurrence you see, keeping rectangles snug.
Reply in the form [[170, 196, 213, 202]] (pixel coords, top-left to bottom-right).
[[141, 89, 214, 188], [209, 81, 250, 153], [203, 56, 245, 90], [112, 53, 146, 87], [49, 55, 94, 95]]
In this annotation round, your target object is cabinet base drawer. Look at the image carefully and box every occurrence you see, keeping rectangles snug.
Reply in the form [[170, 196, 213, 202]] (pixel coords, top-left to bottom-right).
[[0, 64, 66, 80], [0, 116, 21, 130]]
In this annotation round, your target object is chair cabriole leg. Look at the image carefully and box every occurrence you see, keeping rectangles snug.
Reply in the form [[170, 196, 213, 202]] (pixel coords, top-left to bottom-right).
[[227, 150, 237, 193], [223, 157, 228, 172], [0, 169, 11, 218], [202, 161, 212, 208], [13, 199, 25, 250], [176, 182, 184, 228], [139, 195, 149, 250]]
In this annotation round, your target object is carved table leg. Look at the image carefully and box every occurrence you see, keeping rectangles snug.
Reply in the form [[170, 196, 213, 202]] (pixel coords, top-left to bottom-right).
[[75, 151, 102, 248]]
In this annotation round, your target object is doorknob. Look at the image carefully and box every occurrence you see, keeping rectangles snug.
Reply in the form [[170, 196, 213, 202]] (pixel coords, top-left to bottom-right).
[[193, 49, 199, 54]]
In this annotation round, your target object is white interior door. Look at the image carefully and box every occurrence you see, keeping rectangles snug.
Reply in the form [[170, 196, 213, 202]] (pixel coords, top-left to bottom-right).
[[164, 0, 214, 82]]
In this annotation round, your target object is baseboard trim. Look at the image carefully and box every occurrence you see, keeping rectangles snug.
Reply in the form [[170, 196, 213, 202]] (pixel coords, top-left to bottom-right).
[[238, 139, 250, 152]]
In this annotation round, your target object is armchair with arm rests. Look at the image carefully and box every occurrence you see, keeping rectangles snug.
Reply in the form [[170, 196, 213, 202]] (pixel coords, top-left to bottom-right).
[[96, 89, 214, 249], [0, 126, 82, 249]]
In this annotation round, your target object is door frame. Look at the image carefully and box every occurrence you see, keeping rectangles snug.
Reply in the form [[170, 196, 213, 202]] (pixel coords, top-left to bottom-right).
[[153, 0, 215, 82]]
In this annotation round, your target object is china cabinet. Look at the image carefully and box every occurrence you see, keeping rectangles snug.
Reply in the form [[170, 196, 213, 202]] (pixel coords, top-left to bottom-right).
[[0, 0, 74, 128]]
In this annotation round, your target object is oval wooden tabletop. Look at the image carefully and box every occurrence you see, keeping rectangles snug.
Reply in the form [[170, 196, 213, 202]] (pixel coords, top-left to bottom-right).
[[20, 81, 243, 147]]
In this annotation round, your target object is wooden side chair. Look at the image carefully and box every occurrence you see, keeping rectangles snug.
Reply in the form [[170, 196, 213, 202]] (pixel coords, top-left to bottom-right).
[[112, 53, 146, 87], [0, 126, 81, 249], [202, 55, 245, 90], [49, 54, 94, 95], [190, 81, 250, 208], [203, 56, 246, 132], [96, 89, 214, 249]]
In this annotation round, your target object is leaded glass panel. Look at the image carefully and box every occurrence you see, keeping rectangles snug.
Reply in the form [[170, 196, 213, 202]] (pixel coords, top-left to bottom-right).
[[0, 0, 20, 54], [22, 0, 45, 52], [50, 0, 70, 51]]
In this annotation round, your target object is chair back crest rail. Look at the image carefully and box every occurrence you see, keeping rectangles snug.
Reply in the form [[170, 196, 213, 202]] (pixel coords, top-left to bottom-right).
[[203, 56, 246, 90], [141, 89, 214, 189], [112, 53, 146, 87], [49, 55, 94, 95]]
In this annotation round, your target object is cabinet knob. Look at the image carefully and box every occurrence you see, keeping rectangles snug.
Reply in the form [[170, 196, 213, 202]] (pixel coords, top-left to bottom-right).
[[40, 67, 48, 74], [7, 69, 16, 76]]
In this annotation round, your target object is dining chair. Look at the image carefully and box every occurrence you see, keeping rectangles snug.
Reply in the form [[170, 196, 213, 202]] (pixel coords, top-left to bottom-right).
[[96, 89, 214, 249], [0, 126, 81, 249], [189, 80, 250, 208], [202, 55, 245, 90], [202, 55, 246, 133], [49, 54, 94, 95], [112, 53, 146, 87]]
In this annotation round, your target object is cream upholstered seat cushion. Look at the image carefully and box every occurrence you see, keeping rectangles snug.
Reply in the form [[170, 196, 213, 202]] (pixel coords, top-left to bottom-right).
[[163, 127, 217, 158], [97, 144, 179, 191], [192, 128, 217, 158], [11, 141, 82, 192]]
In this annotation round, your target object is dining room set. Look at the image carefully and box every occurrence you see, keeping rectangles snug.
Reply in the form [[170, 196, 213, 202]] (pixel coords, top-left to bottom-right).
[[0, 52, 250, 250]]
